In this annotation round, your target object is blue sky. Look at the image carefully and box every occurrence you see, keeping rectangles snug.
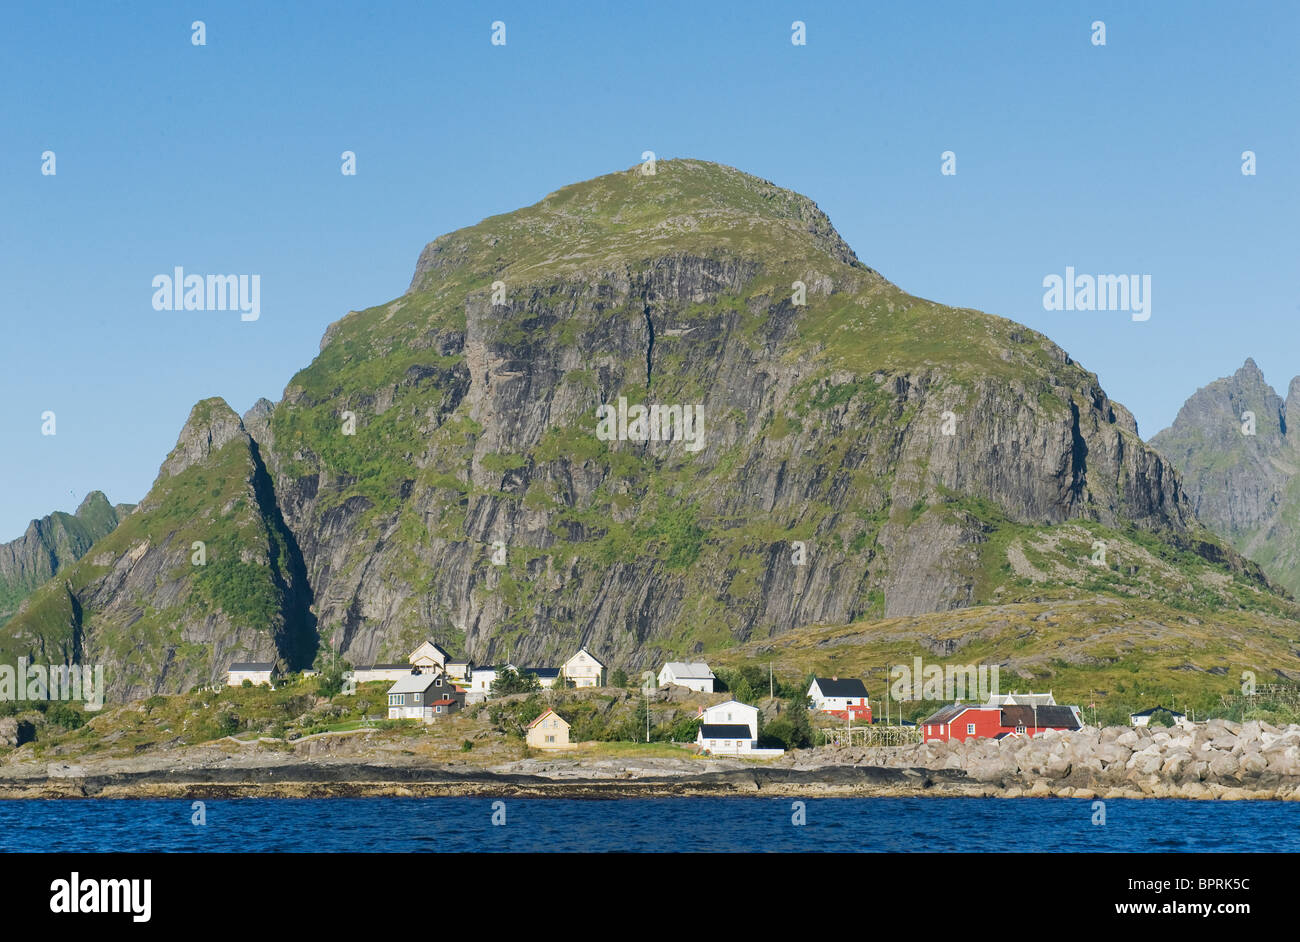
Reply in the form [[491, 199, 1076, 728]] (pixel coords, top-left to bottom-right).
[[1, 1, 1297, 537]]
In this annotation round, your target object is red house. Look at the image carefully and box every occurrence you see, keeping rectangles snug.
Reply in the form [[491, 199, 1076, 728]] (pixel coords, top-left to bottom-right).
[[921, 703, 1081, 742]]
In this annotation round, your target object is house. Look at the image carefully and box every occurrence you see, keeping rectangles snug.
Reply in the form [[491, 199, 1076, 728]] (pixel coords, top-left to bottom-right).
[[387, 671, 463, 722], [408, 641, 450, 671], [523, 667, 561, 689], [525, 709, 571, 749], [445, 658, 473, 685], [227, 662, 276, 687], [697, 723, 755, 755], [658, 662, 716, 693], [466, 663, 515, 703], [562, 648, 605, 688], [694, 700, 786, 757], [808, 676, 872, 721], [351, 663, 419, 684], [1130, 706, 1188, 728], [699, 700, 759, 740], [921, 697, 1083, 742]]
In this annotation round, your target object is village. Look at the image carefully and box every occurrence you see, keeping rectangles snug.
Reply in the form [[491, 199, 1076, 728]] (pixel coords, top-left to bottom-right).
[[225, 646, 1195, 756]]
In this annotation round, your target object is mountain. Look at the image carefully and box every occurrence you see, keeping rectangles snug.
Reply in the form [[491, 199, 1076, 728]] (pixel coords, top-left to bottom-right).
[[0, 159, 1281, 701], [0, 491, 132, 627], [1150, 358, 1300, 596], [0, 400, 315, 700]]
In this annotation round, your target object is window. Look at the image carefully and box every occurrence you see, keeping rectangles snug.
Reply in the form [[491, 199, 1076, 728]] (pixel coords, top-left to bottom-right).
[[967, 723, 976, 735], [436, 677, 442, 686], [1016, 725, 1026, 734], [389, 694, 405, 706], [436, 706, 442, 714], [545, 735, 555, 743], [414, 693, 421, 703]]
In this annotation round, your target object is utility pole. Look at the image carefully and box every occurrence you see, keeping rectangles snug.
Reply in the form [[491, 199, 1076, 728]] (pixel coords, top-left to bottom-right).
[[769, 662, 774, 700]]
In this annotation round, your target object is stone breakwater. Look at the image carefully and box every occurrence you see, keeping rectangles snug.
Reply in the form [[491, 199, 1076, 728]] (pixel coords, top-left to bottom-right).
[[800, 719, 1300, 799]]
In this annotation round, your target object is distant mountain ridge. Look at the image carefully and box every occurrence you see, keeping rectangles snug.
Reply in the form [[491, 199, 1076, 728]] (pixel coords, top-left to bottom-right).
[[1150, 358, 1300, 596], [0, 492, 133, 626]]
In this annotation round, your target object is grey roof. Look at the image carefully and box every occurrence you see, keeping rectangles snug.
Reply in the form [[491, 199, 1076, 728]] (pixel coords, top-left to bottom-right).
[[523, 667, 560, 678], [387, 673, 446, 695], [662, 661, 715, 679], [921, 704, 975, 726], [229, 662, 274, 671], [699, 724, 753, 739]]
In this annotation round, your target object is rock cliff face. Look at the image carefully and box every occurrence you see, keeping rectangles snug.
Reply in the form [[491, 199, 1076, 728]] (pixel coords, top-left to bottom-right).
[[0, 492, 131, 627], [1150, 359, 1300, 596], [0, 160, 1269, 698], [0, 400, 315, 701]]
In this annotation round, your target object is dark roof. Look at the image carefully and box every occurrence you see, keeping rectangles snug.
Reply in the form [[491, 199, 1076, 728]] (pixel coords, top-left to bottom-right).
[[699, 724, 753, 739], [1001, 705, 1080, 730], [523, 667, 560, 678], [1131, 705, 1185, 718], [814, 677, 869, 698], [229, 662, 274, 671], [921, 704, 975, 726], [356, 663, 411, 671]]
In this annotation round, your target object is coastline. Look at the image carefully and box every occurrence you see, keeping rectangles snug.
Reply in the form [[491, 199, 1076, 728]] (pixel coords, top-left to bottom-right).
[[4, 761, 1299, 801]]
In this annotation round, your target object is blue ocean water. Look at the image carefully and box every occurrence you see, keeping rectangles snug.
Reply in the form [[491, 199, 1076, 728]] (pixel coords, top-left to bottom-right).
[[0, 797, 1294, 853]]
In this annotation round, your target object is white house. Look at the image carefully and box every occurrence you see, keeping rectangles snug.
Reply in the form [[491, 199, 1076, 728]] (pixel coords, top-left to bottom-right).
[[408, 641, 450, 671], [562, 648, 605, 688], [227, 662, 276, 687], [523, 667, 561, 689], [699, 700, 759, 740], [697, 722, 755, 755], [387, 671, 462, 722], [445, 658, 473, 685], [466, 663, 515, 703], [808, 676, 871, 720], [1130, 706, 1190, 728], [658, 662, 715, 693], [350, 663, 417, 684]]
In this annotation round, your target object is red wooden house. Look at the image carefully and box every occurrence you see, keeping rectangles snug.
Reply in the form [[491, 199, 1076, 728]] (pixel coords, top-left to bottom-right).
[[921, 702, 1081, 742]]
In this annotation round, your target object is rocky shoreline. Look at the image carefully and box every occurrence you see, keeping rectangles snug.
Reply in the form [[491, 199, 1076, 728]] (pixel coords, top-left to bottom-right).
[[3, 719, 1298, 801]]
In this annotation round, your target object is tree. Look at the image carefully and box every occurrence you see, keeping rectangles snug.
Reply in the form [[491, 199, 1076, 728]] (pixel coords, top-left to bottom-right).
[[610, 668, 629, 688], [491, 667, 542, 697]]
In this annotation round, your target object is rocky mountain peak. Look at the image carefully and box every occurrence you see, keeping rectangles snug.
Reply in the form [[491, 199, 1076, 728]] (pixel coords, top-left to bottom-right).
[[158, 398, 249, 481], [406, 158, 871, 295]]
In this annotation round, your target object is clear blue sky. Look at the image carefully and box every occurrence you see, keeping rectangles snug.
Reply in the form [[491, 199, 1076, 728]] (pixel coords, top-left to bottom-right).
[[2, 1, 1297, 537]]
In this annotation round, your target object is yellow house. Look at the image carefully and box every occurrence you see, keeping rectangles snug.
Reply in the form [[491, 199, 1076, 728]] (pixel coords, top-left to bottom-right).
[[526, 709, 571, 750]]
